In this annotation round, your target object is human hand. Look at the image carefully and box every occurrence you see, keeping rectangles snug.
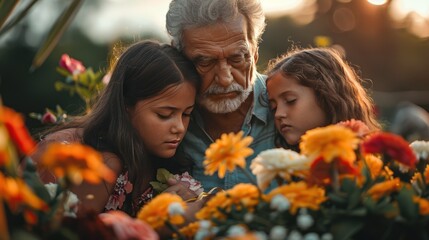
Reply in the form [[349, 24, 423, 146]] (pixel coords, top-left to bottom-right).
[[163, 178, 199, 201]]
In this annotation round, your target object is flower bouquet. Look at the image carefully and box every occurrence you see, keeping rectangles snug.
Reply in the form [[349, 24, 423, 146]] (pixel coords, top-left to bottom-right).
[[0, 103, 159, 240], [140, 121, 429, 240]]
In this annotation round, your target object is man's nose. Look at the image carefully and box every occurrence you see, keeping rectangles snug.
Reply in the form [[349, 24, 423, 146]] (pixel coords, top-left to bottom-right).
[[214, 60, 233, 87]]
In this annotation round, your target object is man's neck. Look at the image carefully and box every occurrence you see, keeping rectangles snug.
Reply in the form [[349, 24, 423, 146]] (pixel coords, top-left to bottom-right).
[[200, 94, 254, 141]]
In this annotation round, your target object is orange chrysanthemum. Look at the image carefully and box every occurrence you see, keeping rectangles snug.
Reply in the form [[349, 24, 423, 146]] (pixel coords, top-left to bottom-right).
[[204, 131, 253, 178], [137, 193, 187, 229], [0, 174, 48, 213], [266, 181, 326, 214], [361, 132, 416, 168], [0, 106, 36, 156], [300, 125, 359, 163], [196, 184, 259, 220], [39, 142, 115, 185], [413, 196, 429, 215], [367, 178, 401, 201]]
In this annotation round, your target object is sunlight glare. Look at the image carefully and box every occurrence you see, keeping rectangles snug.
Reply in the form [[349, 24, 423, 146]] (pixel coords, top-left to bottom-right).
[[367, 0, 388, 6], [389, 0, 429, 38]]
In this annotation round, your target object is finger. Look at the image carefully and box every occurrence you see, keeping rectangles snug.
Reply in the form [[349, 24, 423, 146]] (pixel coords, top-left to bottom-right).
[[167, 178, 178, 186]]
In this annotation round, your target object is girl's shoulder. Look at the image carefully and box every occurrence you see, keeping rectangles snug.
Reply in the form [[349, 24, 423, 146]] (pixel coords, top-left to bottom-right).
[[41, 128, 83, 143]]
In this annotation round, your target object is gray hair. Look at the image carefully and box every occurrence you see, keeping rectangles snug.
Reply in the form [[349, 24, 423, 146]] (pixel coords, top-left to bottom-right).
[[166, 0, 266, 50]]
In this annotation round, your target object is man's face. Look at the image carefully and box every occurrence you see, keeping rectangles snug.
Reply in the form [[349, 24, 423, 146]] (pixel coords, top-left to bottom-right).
[[182, 15, 258, 114]]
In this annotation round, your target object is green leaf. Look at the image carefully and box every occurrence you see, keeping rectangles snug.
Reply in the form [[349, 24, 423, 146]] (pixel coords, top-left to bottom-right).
[[330, 217, 365, 240], [0, 0, 38, 36], [156, 168, 174, 183], [31, 0, 83, 70], [149, 181, 168, 194], [0, 0, 19, 30], [397, 186, 418, 221]]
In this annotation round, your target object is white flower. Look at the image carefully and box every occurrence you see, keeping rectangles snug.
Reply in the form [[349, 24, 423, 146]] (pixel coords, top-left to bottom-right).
[[227, 225, 247, 236], [321, 233, 333, 240], [250, 148, 310, 191], [270, 225, 287, 240], [297, 214, 314, 230], [244, 212, 254, 223], [410, 140, 429, 160], [304, 233, 320, 240], [288, 230, 303, 240], [168, 202, 185, 215], [270, 194, 290, 211], [44, 183, 79, 217]]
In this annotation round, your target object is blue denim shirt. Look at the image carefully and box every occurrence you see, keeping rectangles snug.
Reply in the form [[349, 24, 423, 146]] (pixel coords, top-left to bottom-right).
[[177, 73, 276, 191]]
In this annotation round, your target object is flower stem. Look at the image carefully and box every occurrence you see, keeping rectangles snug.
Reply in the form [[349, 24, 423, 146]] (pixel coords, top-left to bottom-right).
[[239, 167, 258, 186]]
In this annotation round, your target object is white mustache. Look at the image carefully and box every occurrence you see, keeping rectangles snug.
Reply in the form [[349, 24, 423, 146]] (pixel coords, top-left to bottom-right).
[[204, 82, 244, 95]]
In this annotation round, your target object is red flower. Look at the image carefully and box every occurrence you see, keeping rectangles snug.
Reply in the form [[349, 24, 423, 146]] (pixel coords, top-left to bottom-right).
[[361, 132, 416, 168], [0, 106, 36, 155], [336, 119, 371, 137], [59, 54, 86, 75], [309, 156, 359, 186]]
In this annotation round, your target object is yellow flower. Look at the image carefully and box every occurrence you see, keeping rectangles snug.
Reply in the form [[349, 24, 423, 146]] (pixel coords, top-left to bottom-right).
[[39, 142, 115, 185], [204, 131, 253, 178], [362, 154, 383, 180], [178, 221, 200, 238], [413, 196, 429, 215], [196, 184, 259, 220], [367, 178, 401, 201], [300, 125, 359, 163], [137, 193, 186, 229], [266, 181, 326, 214]]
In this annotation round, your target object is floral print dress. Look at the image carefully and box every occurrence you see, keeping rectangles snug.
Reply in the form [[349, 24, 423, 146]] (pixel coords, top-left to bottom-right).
[[104, 171, 153, 216]]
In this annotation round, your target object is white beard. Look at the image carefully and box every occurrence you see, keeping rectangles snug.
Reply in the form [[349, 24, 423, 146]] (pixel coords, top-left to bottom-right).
[[198, 81, 253, 114]]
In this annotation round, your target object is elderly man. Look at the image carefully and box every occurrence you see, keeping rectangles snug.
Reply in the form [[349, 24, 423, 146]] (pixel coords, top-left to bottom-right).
[[166, 0, 276, 191]]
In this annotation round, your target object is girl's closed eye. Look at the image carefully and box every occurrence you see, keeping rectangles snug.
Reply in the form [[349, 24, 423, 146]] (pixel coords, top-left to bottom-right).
[[157, 112, 172, 119], [285, 98, 296, 104]]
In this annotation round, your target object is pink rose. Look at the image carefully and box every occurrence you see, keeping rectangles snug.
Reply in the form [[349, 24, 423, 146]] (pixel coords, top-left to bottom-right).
[[59, 54, 86, 75], [41, 111, 57, 124], [99, 211, 159, 240]]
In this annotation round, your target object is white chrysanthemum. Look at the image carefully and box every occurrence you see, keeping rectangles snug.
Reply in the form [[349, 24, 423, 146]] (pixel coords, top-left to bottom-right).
[[410, 140, 429, 160], [288, 230, 303, 240], [321, 233, 334, 240], [250, 148, 310, 191]]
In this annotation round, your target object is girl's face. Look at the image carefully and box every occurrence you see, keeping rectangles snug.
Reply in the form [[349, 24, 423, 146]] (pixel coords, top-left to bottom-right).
[[128, 81, 196, 158], [267, 72, 328, 146]]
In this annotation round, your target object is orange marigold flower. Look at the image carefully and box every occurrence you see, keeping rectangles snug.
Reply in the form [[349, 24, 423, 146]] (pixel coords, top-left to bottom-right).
[[361, 132, 416, 168], [413, 196, 429, 215], [309, 156, 359, 186], [39, 142, 115, 185], [0, 106, 36, 155], [266, 181, 326, 214], [204, 131, 253, 178], [360, 154, 383, 180], [336, 119, 371, 137], [367, 178, 401, 201], [179, 221, 200, 238], [137, 193, 186, 229], [300, 125, 359, 163], [196, 183, 259, 221], [0, 174, 48, 214]]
